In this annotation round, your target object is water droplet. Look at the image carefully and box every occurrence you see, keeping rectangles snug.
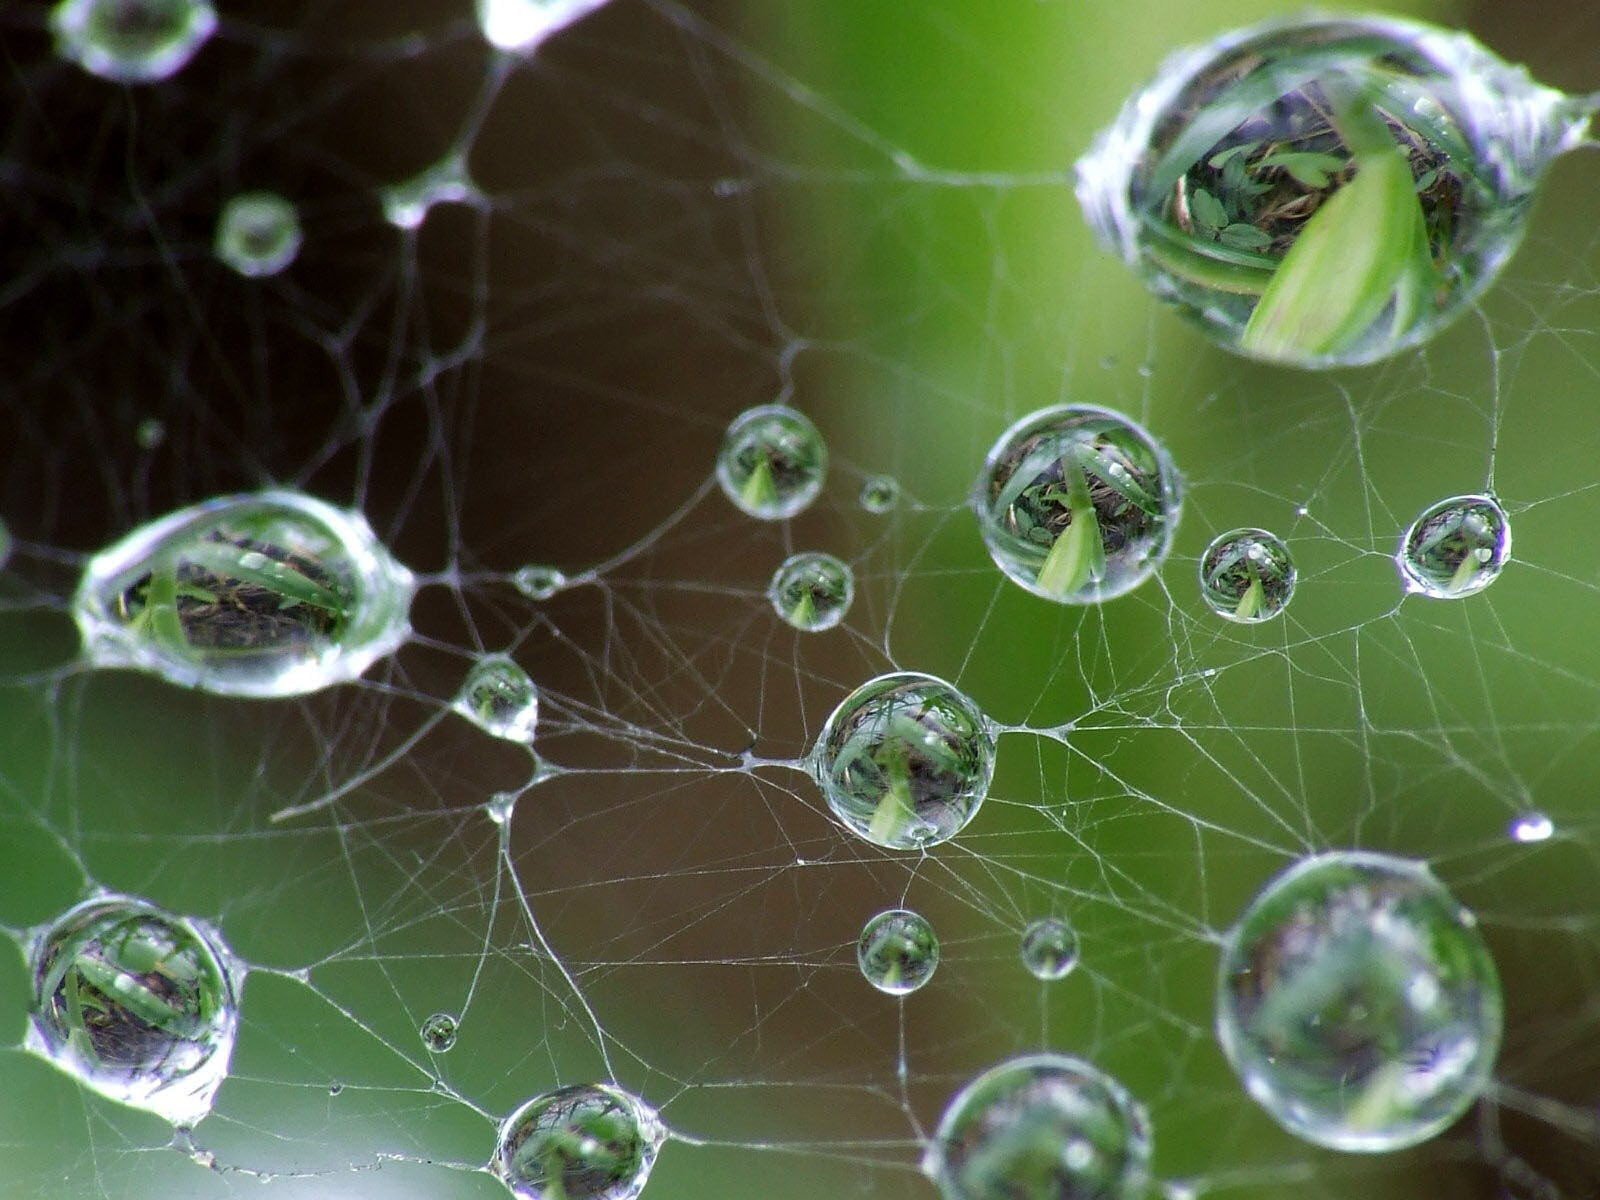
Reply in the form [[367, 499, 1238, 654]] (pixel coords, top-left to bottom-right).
[[328, 1081, 344, 1097], [26, 895, 243, 1127], [1019, 916, 1080, 981], [975, 405, 1180, 604], [1076, 15, 1591, 368], [382, 155, 477, 230], [857, 909, 939, 996], [1217, 851, 1502, 1152], [493, 1083, 665, 1200], [514, 565, 568, 601], [420, 1011, 459, 1054], [477, 0, 612, 53], [716, 405, 827, 521], [135, 418, 166, 450], [813, 672, 995, 851], [51, 0, 217, 83], [487, 791, 519, 825], [454, 655, 539, 742], [924, 1054, 1151, 1200], [72, 490, 415, 698], [859, 475, 899, 514], [1200, 528, 1295, 623], [1510, 813, 1553, 843], [215, 192, 302, 279], [1398, 494, 1509, 599], [768, 552, 853, 632]]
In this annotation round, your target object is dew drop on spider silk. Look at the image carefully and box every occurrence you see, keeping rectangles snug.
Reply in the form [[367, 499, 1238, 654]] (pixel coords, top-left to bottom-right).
[[1398, 494, 1509, 599], [493, 1083, 666, 1200], [477, 0, 613, 53], [860, 475, 899, 514], [857, 909, 939, 996], [421, 1012, 459, 1054], [51, 0, 217, 83], [924, 1054, 1152, 1200], [1076, 14, 1593, 368], [769, 552, 853, 632], [72, 490, 415, 698], [514, 565, 568, 601], [26, 894, 243, 1127], [1200, 528, 1295, 623], [454, 655, 540, 742], [1019, 917, 1080, 982], [812, 672, 995, 851], [975, 405, 1180, 604], [382, 155, 476, 230], [716, 405, 827, 521], [1216, 851, 1502, 1152], [215, 193, 302, 279]]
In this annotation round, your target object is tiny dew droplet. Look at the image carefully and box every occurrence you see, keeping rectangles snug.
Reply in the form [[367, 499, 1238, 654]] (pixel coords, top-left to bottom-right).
[[1199, 528, 1295, 623], [975, 405, 1180, 604], [493, 1083, 665, 1200], [859, 475, 899, 514], [328, 1081, 344, 1097], [1510, 812, 1553, 843], [382, 155, 476, 230], [72, 490, 415, 699], [26, 894, 244, 1127], [813, 672, 996, 851], [1019, 916, 1080, 981], [857, 909, 939, 996], [1398, 494, 1509, 599], [453, 654, 539, 742], [421, 1012, 459, 1053], [716, 404, 827, 521], [477, 0, 612, 53], [51, 0, 217, 83], [768, 552, 853, 632], [135, 418, 166, 450], [216, 193, 302, 279], [514, 565, 568, 600]]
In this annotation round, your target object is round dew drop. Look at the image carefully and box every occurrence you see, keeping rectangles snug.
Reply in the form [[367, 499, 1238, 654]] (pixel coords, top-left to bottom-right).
[[454, 655, 540, 742], [215, 192, 302, 279], [769, 551, 853, 632], [477, 0, 613, 53], [857, 909, 939, 996], [1398, 494, 1509, 599], [1075, 15, 1592, 369], [1216, 851, 1503, 1152], [975, 405, 1180, 604], [1199, 528, 1295, 623], [716, 404, 827, 521], [493, 1083, 666, 1200], [925, 1054, 1152, 1200], [420, 1012, 459, 1054], [515, 565, 568, 601], [813, 671, 996, 851], [859, 475, 900, 514], [26, 895, 243, 1127], [1019, 916, 1080, 982], [51, 0, 217, 83], [72, 490, 414, 699]]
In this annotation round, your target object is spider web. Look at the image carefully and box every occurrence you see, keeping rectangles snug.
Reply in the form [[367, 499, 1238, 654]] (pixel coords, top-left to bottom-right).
[[3, 0, 1600, 1197]]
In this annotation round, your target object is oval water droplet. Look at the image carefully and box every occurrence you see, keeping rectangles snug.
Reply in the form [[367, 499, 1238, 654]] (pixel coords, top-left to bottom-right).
[[768, 551, 853, 632], [493, 1083, 665, 1200], [420, 1011, 459, 1054], [857, 909, 939, 996], [216, 192, 302, 279], [1398, 494, 1509, 599], [1200, 528, 1296, 623], [453, 654, 539, 742], [1019, 916, 1080, 981], [716, 405, 827, 521], [51, 0, 218, 83]]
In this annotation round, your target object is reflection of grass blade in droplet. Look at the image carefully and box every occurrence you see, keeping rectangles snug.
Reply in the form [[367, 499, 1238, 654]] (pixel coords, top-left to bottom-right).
[[868, 744, 916, 846], [1234, 567, 1265, 621], [739, 454, 778, 513], [1447, 547, 1485, 595], [1036, 450, 1105, 598]]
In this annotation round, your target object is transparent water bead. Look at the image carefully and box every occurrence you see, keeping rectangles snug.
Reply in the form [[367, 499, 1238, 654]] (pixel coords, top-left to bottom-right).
[[515, 565, 568, 601], [716, 404, 827, 521], [493, 1083, 666, 1200], [477, 0, 613, 53], [860, 475, 900, 514], [421, 1011, 459, 1054], [73, 491, 414, 698], [1216, 851, 1502, 1152], [813, 671, 996, 851], [1199, 528, 1295, 623], [925, 1054, 1152, 1200], [382, 155, 477, 230], [215, 192, 302, 279], [1398, 494, 1509, 599], [51, 0, 217, 83], [1019, 916, 1080, 982], [975, 405, 1180, 604], [857, 909, 939, 996], [454, 654, 540, 742], [1077, 15, 1594, 369], [26, 895, 243, 1127], [768, 551, 854, 632]]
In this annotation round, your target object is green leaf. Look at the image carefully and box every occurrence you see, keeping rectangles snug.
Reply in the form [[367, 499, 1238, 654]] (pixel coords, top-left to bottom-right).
[[1140, 219, 1275, 297], [1219, 223, 1273, 250], [1190, 187, 1228, 232], [184, 540, 347, 615], [1256, 150, 1346, 190]]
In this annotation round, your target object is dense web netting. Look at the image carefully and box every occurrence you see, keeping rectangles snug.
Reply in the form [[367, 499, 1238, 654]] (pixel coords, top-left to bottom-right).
[[4, 1, 1600, 1197]]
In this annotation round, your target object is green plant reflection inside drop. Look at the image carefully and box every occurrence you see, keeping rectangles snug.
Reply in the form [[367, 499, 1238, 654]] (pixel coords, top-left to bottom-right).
[[493, 1083, 666, 1200]]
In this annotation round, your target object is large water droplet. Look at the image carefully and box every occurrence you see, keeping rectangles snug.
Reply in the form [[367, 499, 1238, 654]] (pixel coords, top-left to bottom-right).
[[215, 192, 302, 279], [1398, 494, 1509, 599], [857, 909, 939, 996], [924, 1054, 1152, 1200], [453, 654, 540, 742], [72, 490, 415, 698], [26, 895, 243, 1127], [769, 551, 854, 632], [1077, 15, 1592, 368], [493, 1083, 666, 1200], [477, 0, 612, 54], [1216, 851, 1502, 1152], [51, 0, 217, 83], [813, 672, 995, 851], [716, 405, 827, 521], [1200, 528, 1295, 623]]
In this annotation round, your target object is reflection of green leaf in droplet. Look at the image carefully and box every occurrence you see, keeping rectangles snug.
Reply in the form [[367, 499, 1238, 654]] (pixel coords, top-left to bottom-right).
[[1035, 451, 1105, 598], [1234, 569, 1265, 621], [740, 455, 778, 512], [868, 743, 916, 845], [1447, 549, 1485, 595]]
